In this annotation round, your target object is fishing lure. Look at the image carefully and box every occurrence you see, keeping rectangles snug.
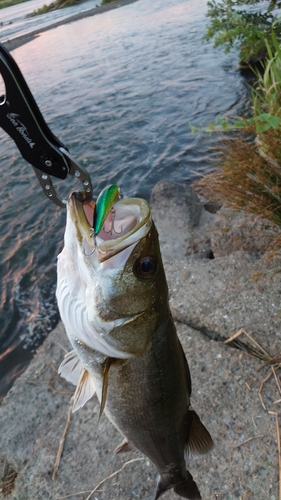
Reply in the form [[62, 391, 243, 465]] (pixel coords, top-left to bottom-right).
[[93, 184, 121, 237]]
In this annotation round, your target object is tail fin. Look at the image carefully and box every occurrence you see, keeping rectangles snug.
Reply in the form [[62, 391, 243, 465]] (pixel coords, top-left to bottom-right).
[[154, 471, 201, 500], [174, 476, 201, 499]]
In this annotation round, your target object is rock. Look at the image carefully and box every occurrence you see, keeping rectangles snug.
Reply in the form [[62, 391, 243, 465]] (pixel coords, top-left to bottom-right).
[[164, 251, 281, 355], [185, 208, 215, 259], [211, 206, 281, 258], [1, 180, 281, 500], [0, 324, 278, 500], [150, 181, 202, 260]]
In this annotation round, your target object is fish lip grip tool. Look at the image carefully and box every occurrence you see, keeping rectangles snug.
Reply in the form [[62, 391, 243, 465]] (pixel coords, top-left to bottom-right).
[[0, 43, 93, 208]]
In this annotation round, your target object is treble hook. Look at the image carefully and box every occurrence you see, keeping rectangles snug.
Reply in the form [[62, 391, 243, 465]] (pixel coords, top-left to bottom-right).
[[83, 245, 96, 257], [103, 207, 122, 235]]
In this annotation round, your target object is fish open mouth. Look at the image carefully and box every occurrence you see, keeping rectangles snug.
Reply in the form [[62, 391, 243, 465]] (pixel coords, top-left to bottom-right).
[[69, 191, 151, 260]]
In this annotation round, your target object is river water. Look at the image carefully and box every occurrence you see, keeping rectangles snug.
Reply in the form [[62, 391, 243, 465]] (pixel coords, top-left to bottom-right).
[[0, 0, 248, 395]]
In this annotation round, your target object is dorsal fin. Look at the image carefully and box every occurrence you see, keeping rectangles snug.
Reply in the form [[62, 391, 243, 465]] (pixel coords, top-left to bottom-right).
[[72, 369, 96, 413], [58, 350, 84, 386], [99, 357, 115, 421], [185, 407, 214, 456]]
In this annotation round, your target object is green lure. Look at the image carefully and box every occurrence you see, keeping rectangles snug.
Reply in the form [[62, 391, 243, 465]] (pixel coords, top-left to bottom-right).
[[93, 184, 120, 236]]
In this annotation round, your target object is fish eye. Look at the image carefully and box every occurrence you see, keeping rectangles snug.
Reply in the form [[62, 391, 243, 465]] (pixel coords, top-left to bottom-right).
[[135, 256, 157, 279]]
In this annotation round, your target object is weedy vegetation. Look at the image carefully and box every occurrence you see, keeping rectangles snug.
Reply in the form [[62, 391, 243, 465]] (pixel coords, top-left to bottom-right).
[[198, 32, 281, 229], [101, 0, 119, 4], [0, 0, 29, 9], [0, 462, 18, 497], [26, 0, 116, 16], [205, 0, 281, 65], [26, 0, 83, 17]]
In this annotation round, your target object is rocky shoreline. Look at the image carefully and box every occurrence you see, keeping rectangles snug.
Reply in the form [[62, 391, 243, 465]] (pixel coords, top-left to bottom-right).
[[1, 181, 281, 499], [3, 0, 139, 51]]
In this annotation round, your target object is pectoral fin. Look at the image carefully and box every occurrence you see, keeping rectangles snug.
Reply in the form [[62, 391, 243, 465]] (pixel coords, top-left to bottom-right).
[[58, 350, 84, 385], [185, 407, 214, 456], [58, 350, 96, 412]]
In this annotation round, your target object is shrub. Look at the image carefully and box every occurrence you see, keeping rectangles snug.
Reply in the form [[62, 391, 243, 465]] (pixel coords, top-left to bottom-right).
[[201, 33, 281, 227], [205, 0, 281, 65]]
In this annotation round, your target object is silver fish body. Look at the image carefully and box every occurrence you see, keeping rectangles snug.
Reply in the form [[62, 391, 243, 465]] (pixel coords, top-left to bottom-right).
[[56, 192, 213, 500]]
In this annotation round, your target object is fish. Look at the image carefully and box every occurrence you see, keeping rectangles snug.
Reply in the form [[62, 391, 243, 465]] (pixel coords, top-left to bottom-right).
[[56, 190, 213, 500]]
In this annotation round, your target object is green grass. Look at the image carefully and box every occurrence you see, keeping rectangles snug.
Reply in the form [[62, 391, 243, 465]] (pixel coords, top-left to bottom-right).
[[205, 0, 281, 65], [26, 0, 117, 16], [26, 0, 83, 16], [201, 33, 281, 229], [1, 0, 118, 15], [0, 0, 30, 9]]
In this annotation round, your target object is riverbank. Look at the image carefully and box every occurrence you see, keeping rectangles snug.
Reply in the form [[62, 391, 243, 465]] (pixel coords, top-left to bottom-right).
[[1, 180, 280, 499], [3, 0, 139, 50]]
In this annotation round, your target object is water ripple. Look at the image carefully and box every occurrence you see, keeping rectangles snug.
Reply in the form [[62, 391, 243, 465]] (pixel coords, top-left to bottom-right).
[[0, 0, 248, 394]]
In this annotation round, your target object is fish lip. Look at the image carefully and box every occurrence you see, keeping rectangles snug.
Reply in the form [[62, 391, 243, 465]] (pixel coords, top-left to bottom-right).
[[68, 191, 152, 260], [70, 191, 84, 203], [68, 190, 94, 246]]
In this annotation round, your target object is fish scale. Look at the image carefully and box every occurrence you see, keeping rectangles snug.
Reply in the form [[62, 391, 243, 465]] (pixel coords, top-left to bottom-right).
[[56, 192, 214, 499]]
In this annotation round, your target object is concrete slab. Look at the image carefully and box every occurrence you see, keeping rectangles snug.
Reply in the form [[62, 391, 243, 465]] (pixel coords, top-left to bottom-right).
[[0, 323, 279, 500], [1, 181, 281, 500]]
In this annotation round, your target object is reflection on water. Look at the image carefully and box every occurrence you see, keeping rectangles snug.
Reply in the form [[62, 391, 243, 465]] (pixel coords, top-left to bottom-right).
[[0, 0, 102, 42], [0, 0, 248, 395]]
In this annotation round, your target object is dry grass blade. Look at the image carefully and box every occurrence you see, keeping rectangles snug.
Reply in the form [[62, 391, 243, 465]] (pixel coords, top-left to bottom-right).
[[49, 377, 74, 395], [52, 407, 72, 481], [197, 127, 281, 229], [233, 433, 265, 449], [196, 36, 281, 231], [57, 491, 92, 499], [258, 370, 273, 410], [57, 458, 146, 499], [85, 458, 145, 500], [277, 413, 281, 500], [0, 462, 18, 497], [268, 411, 281, 500], [272, 366, 281, 399], [224, 328, 271, 360]]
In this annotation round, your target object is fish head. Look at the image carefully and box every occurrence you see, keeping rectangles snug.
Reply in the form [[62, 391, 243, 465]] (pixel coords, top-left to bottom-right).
[[57, 191, 169, 359]]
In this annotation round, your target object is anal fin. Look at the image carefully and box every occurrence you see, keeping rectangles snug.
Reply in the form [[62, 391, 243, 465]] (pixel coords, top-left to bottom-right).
[[114, 439, 136, 454], [185, 407, 214, 456]]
